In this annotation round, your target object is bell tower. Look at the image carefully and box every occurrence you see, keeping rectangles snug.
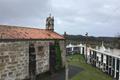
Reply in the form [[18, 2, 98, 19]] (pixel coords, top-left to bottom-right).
[[46, 14, 54, 31]]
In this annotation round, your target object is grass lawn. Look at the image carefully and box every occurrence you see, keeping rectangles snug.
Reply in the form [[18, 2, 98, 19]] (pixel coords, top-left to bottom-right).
[[67, 54, 113, 80]]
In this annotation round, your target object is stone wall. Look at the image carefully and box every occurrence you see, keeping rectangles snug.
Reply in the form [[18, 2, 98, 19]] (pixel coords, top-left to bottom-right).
[[59, 41, 66, 67], [0, 41, 29, 80], [35, 40, 66, 74], [35, 41, 52, 74], [0, 40, 66, 80]]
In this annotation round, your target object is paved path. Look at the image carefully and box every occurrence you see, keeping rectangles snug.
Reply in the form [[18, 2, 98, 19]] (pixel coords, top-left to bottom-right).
[[68, 65, 84, 79], [37, 65, 84, 80]]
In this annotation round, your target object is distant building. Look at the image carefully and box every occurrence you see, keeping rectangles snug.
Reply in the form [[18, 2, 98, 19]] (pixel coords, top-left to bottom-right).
[[0, 15, 66, 80]]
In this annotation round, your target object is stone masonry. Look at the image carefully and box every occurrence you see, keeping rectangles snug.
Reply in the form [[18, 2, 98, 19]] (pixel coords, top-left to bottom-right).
[[0, 41, 29, 80], [0, 40, 65, 80]]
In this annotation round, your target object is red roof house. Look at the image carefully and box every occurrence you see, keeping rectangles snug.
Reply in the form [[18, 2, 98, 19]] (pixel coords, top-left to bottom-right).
[[0, 15, 66, 80]]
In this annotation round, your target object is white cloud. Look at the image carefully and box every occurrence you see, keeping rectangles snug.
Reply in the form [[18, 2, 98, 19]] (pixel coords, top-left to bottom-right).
[[0, 0, 120, 36]]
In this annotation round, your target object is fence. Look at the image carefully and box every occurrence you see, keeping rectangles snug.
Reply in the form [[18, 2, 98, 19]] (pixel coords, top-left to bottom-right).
[[66, 43, 120, 80]]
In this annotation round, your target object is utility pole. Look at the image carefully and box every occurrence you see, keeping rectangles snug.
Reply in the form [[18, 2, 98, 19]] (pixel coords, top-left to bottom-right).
[[85, 32, 88, 63], [64, 31, 69, 80]]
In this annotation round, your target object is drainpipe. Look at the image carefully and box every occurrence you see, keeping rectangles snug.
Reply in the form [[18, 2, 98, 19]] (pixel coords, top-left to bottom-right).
[[65, 59, 69, 80], [64, 32, 69, 80]]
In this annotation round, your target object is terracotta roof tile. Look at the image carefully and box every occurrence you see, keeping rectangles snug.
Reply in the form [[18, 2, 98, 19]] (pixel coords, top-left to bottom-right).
[[0, 25, 64, 40]]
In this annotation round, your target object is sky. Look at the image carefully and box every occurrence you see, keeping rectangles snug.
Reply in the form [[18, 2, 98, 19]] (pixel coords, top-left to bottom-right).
[[0, 0, 120, 37]]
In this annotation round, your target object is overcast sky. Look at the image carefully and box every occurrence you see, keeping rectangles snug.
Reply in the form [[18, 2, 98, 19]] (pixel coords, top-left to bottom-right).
[[0, 0, 120, 37]]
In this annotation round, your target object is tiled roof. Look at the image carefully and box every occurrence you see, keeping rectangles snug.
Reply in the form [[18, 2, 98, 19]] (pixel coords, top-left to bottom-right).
[[0, 25, 64, 40]]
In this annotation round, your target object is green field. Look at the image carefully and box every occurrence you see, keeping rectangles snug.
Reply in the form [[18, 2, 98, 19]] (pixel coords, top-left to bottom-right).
[[68, 54, 113, 80]]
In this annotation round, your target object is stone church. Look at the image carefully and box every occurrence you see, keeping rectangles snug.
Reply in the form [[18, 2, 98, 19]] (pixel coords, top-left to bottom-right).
[[0, 15, 66, 80]]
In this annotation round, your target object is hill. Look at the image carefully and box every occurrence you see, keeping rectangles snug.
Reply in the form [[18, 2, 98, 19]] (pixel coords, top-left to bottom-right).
[[64, 34, 120, 49]]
